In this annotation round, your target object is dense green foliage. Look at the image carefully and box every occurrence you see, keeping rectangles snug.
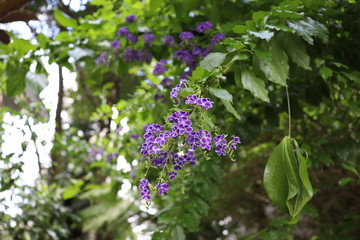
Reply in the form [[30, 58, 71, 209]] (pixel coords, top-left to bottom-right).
[[1, 0, 360, 239]]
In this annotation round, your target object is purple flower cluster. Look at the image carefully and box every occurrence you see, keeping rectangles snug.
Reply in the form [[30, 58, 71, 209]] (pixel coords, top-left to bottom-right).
[[211, 33, 225, 45], [139, 178, 151, 200], [124, 48, 152, 63], [197, 21, 213, 33], [110, 40, 120, 49], [231, 135, 241, 150], [153, 59, 168, 75], [156, 183, 169, 196], [172, 150, 197, 170], [185, 94, 214, 110], [96, 53, 109, 65], [213, 134, 228, 156], [143, 33, 155, 45], [168, 111, 193, 136], [126, 14, 137, 23], [192, 46, 210, 57], [164, 35, 176, 47], [117, 26, 129, 37], [187, 130, 212, 151], [117, 26, 138, 43], [170, 79, 187, 99], [160, 77, 172, 89], [168, 171, 177, 181], [140, 123, 165, 156], [175, 49, 197, 68], [179, 31, 194, 40], [107, 153, 119, 162]]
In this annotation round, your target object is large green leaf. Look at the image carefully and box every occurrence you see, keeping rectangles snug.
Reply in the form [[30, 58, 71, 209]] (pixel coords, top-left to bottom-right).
[[263, 136, 313, 224], [170, 225, 185, 240], [221, 99, 241, 120], [199, 52, 227, 70], [288, 17, 328, 45], [257, 42, 289, 86], [54, 9, 78, 28], [282, 35, 311, 70], [209, 87, 233, 102], [241, 68, 269, 102]]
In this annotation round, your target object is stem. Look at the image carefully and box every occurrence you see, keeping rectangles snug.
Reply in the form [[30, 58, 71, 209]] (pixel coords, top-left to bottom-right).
[[285, 86, 291, 138]]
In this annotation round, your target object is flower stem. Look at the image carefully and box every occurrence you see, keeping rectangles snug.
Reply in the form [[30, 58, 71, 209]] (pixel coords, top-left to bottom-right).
[[285, 86, 291, 138]]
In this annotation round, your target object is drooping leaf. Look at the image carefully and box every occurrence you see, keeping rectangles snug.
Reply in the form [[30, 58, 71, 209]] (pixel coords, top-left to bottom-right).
[[54, 9, 78, 28], [282, 35, 311, 70], [199, 52, 227, 70], [221, 99, 241, 120], [257, 42, 289, 86], [209, 87, 233, 102], [241, 68, 269, 102], [263, 136, 313, 224]]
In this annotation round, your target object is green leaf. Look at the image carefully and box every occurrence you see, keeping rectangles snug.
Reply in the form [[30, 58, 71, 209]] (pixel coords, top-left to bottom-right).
[[241, 69, 269, 102], [178, 213, 200, 232], [341, 163, 359, 176], [263, 137, 313, 224], [6, 65, 26, 96], [170, 225, 185, 240], [248, 30, 274, 41], [319, 67, 332, 80], [209, 87, 233, 102], [257, 42, 289, 86], [63, 185, 81, 200], [54, 9, 78, 28], [221, 99, 241, 120], [288, 17, 328, 45], [233, 25, 248, 34], [282, 35, 311, 70], [199, 52, 227, 70], [338, 177, 353, 186]]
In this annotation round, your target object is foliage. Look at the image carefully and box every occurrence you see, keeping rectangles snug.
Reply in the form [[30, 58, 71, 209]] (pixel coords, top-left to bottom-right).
[[0, 0, 360, 239]]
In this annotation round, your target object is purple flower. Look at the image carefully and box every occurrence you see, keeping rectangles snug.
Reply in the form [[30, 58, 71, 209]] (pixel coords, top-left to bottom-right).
[[156, 183, 169, 196], [185, 94, 199, 105], [187, 130, 212, 151], [117, 26, 129, 37], [213, 134, 227, 156], [196, 97, 214, 110], [143, 33, 155, 45], [139, 178, 151, 200], [175, 49, 197, 67], [161, 77, 172, 89], [182, 71, 192, 79], [185, 150, 197, 166], [179, 31, 194, 40], [126, 14, 137, 23], [96, 53, 109, 65], [185, 94, 214, 110], [153, 59, 168, 75], [126, 33, 138, 43], [168, 110, 192, 136], [107, 153, 119, 162], [211, 33, 225, 45], [197, 21, 213, 33], [231, 135, 241, 150], [123, 48, 152, 63], [130, 134, 140, 139], [164, 35, 176, 46], [170, 79, 187, 99], [168, 171, 177, 181], [110, 40, 120, 49]]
